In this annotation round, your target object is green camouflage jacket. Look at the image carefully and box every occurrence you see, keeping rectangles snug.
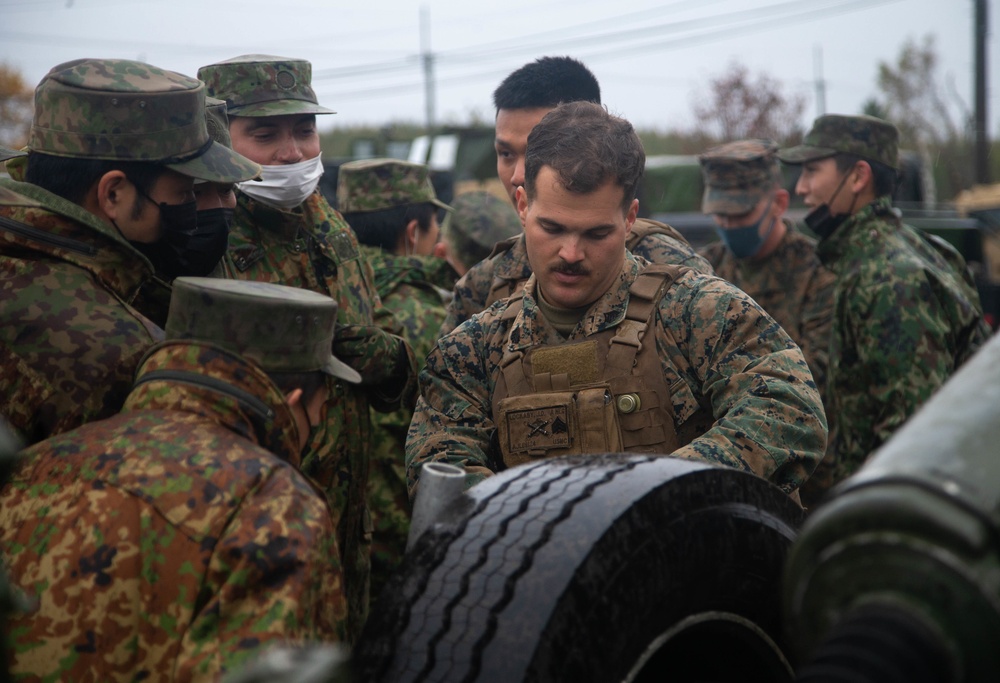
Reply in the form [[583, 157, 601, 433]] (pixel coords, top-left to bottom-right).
[[700, 220, 835, 403], [1, 341, 346, 682], [0, 178, 162, 445], [818, 196, 992, 479], [360, 245, 455, 601], [214, 189, 417, 642], [439, 218, 715, 334], [408, 252, 826, 497]]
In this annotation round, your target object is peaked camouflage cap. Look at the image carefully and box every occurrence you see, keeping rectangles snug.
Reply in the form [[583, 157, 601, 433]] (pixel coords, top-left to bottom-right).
[[443, 190, 522, 266], [337, 158, 453, 213], [699, 139, 782, 214], [198, 54, 335, 118], [202, 97, 260, 181], [0, 146, 25, 162], [165, 277, 361, 384], [777, 114, 899, 170], [28, 58, 261, 183]]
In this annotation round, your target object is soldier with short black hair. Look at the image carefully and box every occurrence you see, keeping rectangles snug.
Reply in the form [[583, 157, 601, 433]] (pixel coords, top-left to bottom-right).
[[0, 58, 260, 445], [779, 114, 991, 486], [1, 277, 356, 680]]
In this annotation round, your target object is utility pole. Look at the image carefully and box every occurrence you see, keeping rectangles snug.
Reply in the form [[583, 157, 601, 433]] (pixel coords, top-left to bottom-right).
[[420, 6, 436, 133], [814, 44, 826, 117], [974, 0, 990, 184]]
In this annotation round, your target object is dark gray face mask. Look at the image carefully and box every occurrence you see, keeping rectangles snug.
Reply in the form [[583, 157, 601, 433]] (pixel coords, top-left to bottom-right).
[[135, 203, 232, 280], [714, 198, 776, 259], [803, 169, 854, 241]]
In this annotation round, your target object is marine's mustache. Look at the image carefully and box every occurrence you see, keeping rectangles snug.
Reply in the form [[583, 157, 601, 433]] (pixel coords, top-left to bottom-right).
[[551, 262, 590, 276]]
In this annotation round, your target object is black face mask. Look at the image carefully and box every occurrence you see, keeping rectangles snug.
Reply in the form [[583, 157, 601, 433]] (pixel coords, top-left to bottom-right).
[[803, 166, 855, 241], [135, 199, 231, 280]]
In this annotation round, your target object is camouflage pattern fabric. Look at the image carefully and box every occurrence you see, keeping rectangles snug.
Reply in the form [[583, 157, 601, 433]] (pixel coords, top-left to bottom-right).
[[442, 190, 522, 272], [818, 196, 991, 483], [0, 178, 162, 445], [408, 252, 826, 497], [777, 114, 899, 169], [699, 139, 782, 215], [439, 218, 715, 334], [198, 55, 335, 118], [1, 341, 347, 681], [359, 245, 455, 602], [30, 58, 259, 183], [214, 189, 418, 642], [337, 159, 451, 213]]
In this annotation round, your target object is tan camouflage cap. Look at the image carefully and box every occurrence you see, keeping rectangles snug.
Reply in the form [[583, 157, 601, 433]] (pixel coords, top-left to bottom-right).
[[699, 139, 781, 215], [336, 158, 452, 213], [165, 277, 361, 384], [28, 58, 261, 184], [443, 190, 522, 266], [777, 114, 899, 170], [198, 54, 335, 118]]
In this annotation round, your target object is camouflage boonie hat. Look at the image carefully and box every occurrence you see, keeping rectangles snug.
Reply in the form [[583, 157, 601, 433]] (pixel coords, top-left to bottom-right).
[[202, 97, 260, 181], [777, 114, 899, 170], [337, 158, 452, 213], [165, 277, 361, 384], [443, 190, 522, 266], [699, 139, 781, 215], [28, 58, 260, 183], [198, 55, 335, 118]]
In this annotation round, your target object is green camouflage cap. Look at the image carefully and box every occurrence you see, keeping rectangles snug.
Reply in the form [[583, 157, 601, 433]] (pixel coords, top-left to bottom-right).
[[203, 96, 260, 181], [198, 54, 335, 118], [0, 146, 26, 162], [443, 190, 522, 266], [337, 158, 452, 213], [165, 277, 361, 384], [777, 114, 899, 170], [28, 58, 261, 183], [699, 139, 781, 214]]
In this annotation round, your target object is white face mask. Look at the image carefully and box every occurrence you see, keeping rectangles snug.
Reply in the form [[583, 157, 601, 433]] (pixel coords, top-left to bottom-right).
[[238, 153, 324, 209]]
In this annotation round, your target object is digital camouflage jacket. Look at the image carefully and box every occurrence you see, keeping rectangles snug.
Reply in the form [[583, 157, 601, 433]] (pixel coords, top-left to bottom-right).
[[0, 178, 162, 445], [360, 246, 456, 601], [700, 220, 835, 404], [818, 196, 992, 480], [439, 218, 715, 334], [1, 341, 346, 682], [408, 252, 826, 497], [214, 189, 417, 641]]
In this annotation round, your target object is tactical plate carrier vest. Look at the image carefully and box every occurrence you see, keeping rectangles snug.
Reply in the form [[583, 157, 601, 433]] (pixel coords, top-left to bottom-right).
[[491, 264, 713, 467]]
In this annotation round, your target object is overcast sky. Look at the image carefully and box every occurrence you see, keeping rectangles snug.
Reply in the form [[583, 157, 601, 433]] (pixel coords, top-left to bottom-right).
[[1, 0, 996, 136]]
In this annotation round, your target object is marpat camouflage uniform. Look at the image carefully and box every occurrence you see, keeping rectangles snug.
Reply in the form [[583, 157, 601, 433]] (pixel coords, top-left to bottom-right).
[[440, 218, 716, 334], [1, 276, 352, 681], [408, 252, 826, 496]]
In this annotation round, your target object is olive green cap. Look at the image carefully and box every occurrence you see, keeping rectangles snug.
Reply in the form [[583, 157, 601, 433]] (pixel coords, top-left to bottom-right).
[[442, 190, 522, 266], [777, 114, 899, 170], [27, 58, 261, 184], [198, 54, 335, 118], [165, 277, 360, 384], [699, 139, 781, 214], [337, 158, 452, 213]]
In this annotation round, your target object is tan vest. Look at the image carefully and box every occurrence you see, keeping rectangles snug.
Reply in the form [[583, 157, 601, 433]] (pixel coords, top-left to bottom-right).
[[491, 264, 712, 468], [483, 219, 688, 309]]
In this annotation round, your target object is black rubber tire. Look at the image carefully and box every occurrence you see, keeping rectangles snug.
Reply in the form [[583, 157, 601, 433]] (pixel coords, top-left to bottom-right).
[[355, 453, 804, 683]]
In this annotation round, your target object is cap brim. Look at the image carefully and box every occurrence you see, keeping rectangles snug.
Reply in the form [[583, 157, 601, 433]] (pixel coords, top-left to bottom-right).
[[228, 100, 336, 117], [0, 146, 26, 162], [432, 198, 454, 212], [702, 186, 765, 215], [324, 355, 362, 384], [776, 144, 837, 165], [167, 140, 262, 183]]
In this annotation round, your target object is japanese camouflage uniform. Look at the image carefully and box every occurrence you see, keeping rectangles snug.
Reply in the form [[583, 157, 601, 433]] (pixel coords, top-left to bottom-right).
[[779, 114, 992, 485], [198, 55, 418, 641], [697, 140, 835, 419], [439, 216, 716, 335], [337, 158, 457, 601], [1, 278, 356, 681], [407, 251, 827, 498], [0, 58, 258, 446], [440, 190, 523, 273]]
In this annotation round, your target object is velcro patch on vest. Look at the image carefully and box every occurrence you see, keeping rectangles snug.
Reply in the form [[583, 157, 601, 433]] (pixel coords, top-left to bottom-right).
[[504, 405, 571, 454], [531, 341, 599, 387]]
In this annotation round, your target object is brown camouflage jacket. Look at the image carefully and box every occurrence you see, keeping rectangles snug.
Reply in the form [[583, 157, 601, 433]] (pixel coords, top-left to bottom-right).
[[408, 252, 827, 497], [0, 178, 162, 446], [214, 189, 417, 641], [1, 341, 346, 682], [439, 218, 715, 335]]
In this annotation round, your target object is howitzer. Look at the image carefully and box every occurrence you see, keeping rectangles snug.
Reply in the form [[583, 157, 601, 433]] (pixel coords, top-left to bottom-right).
[[784, 332, 1000, 682]]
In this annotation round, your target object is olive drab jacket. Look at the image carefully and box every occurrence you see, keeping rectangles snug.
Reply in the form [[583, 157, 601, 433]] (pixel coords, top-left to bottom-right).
[[0, 178, 162, 445], [407, 252, 827, 498], [0, 341, 346, 682]]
